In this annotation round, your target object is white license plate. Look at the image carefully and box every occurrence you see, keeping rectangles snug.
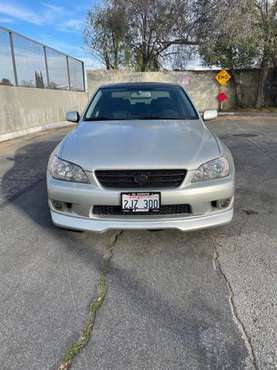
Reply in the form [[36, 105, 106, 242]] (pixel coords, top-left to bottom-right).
[[121, 192, 160, 213]]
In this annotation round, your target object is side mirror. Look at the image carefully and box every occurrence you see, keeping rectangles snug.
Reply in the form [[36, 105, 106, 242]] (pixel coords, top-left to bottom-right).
[[203, 110, 218, 121], [66, 111, 80, 123]]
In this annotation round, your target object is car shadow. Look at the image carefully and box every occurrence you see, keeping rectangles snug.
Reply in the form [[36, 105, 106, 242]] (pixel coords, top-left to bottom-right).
[[0, 135, 107, 273], [1, 139, 58, 228]]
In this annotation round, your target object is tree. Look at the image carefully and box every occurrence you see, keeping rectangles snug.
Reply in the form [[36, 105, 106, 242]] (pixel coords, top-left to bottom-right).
[[35, 71, 44, 88], [84, 0, 200, 71], [196, 0, 259, 106], [254, 0, 277, 107], [85, 0, 276, 107], [84, 0, 130, 70], [126, 0, 198, 71], [0, 78, 12, 86], [196, 0, 277, 107]]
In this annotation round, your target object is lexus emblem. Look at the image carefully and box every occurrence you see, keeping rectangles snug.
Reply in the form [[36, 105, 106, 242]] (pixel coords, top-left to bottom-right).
[[134, 173, 149, 186]]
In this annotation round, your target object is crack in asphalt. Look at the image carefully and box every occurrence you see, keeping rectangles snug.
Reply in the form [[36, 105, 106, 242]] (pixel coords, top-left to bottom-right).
[[247, 138, 276, 163], [102, 230, 124, 272], [57, 230, 123, 370], [211, 237, 258, 370]]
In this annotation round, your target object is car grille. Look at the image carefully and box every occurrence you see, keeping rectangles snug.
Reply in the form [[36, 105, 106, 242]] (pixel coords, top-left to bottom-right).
[[93, 204, 192, 216], [95, 169, 187, 189]]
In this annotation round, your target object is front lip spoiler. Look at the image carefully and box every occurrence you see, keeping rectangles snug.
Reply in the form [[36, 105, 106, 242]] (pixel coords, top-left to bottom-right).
[[50, 207, 233, 233]]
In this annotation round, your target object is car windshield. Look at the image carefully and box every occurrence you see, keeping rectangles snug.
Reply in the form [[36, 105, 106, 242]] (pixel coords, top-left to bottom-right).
[[84, 85, 198, 121]]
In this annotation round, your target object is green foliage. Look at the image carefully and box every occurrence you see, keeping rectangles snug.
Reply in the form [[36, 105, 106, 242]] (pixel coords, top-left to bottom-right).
[[85, 0, 130, 70], [196, 0, 277, 107], [84, 0, 199, 71], [197, 0, 259, 69], [0, 78, 12, 86], [57, 273, 107, 370], [35, 71, 44, 88], [84, 0, 277, 106]]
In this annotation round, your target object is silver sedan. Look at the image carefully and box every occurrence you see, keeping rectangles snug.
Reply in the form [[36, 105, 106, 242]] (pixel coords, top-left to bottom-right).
[[47, 82, 235, 232]]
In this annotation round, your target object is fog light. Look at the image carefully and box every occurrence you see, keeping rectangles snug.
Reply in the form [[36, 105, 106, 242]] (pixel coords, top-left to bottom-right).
[[212, 198, 231, 209], [218, 198, 231, 208], [53, 200, 63, 210]]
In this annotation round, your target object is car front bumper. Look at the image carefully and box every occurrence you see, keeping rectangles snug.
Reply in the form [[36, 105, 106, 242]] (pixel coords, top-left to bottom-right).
[[50, 206, 233, 232], [47, 172, 235, 233]]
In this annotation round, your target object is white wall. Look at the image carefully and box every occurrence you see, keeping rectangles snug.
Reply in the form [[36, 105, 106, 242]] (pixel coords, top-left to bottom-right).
[[0, 85, 88, 137]]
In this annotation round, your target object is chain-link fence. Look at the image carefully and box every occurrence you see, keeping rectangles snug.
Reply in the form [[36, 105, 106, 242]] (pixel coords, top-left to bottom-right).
[[0, 27, 85, 91]]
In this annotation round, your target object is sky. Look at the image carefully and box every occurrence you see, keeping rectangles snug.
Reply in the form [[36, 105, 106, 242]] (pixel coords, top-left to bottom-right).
[[0, 0, 101, 68], [0, 0, 206, 71]]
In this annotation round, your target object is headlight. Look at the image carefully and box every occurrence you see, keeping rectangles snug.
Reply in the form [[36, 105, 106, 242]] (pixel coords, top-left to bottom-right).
[[191, 156, 230, 183], [49, 156, 89, 183]]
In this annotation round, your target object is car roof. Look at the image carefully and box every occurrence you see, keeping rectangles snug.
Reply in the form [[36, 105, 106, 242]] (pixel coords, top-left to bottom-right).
[[100, 82, 182, 89]]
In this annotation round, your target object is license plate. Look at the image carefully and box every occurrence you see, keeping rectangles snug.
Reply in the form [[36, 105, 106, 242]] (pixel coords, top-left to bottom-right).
[[121, 192, 160, 213]]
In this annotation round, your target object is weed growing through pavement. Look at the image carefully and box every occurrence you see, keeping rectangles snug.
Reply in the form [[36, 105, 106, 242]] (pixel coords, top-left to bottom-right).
[[57, 231, 122, 370]]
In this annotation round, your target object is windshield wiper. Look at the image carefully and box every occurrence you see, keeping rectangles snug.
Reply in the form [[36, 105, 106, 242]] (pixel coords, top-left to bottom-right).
[[84, 117, 118, 121], [136, 116, 163, 120], [84, 116, 194, 121], [134, 116, 190, 120]]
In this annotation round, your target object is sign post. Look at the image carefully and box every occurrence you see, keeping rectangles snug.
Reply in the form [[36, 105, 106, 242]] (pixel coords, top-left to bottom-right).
[[217, 92, 228, 111], [215, 69, 232, 111]]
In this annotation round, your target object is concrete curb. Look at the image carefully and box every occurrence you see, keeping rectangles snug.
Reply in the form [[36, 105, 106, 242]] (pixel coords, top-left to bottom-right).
[[0, 121, 75, 143], [219, 112, 277, 117]]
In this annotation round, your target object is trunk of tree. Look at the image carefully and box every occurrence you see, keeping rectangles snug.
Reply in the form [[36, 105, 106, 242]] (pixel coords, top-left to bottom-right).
[[232, 71, 243, 108], [140, 62, 146, 72], [256, 65, 269, 108], [140, 53, 149, 71]]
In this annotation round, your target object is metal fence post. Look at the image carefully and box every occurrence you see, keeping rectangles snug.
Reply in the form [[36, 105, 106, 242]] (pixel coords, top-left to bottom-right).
[[81, 61, 86, 91], [43, 46, 50, 88], [66, 56, 71, 90], [1, 26, 84, 91], [9, 31, 18, 86]]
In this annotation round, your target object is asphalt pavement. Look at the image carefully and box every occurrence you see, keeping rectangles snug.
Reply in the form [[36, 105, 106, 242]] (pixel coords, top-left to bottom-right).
[[0, 116, 276, 369]]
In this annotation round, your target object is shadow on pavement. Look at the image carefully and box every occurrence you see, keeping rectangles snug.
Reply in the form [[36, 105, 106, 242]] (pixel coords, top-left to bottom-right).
[[0, 136, 107, 267]]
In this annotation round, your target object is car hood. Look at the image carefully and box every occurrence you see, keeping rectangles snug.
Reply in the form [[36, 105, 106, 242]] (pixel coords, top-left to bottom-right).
[[59, 119, 220, 171]]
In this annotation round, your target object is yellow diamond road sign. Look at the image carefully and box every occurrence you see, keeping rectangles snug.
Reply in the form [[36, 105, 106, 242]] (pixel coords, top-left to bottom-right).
[[215, 70, 231, 86]]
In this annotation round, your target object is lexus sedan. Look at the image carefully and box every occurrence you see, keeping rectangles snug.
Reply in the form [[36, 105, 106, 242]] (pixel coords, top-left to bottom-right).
[[47, 82, 235, 232]]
